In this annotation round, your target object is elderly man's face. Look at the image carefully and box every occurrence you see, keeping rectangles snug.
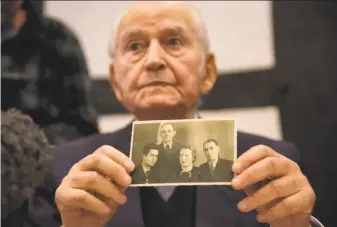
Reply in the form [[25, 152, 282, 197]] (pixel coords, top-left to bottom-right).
[[109, 2, 216, 119]]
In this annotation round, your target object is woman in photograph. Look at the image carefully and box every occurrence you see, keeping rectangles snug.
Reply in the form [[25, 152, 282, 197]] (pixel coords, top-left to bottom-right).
[[172, 146, 201, 182]]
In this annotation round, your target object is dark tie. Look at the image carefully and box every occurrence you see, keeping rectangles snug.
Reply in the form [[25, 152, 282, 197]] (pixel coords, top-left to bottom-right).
[[210, 164, 215, 175], [145, 170, 149, 183], [165, 144, 170, 151]]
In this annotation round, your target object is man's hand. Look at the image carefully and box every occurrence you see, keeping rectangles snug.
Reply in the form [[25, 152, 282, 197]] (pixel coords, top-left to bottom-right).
[[231, 145, 316, 227], [55, 145, 135, 227]]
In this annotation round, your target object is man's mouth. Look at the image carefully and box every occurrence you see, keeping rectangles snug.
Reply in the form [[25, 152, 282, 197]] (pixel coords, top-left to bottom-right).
[[141, 81, 175, 88]]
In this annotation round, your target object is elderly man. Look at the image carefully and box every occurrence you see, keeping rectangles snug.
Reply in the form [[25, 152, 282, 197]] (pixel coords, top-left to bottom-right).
[[25, 1, 323, 227]]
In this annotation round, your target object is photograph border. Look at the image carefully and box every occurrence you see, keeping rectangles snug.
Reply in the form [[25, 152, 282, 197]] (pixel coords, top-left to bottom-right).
[[129, 118, 237, 187]]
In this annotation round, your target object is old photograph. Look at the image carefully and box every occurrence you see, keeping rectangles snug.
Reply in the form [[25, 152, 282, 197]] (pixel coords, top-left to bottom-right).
[[129, 119, 237, 187]]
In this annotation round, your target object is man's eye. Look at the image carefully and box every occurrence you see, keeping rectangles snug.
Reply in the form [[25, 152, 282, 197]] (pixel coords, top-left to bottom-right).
[[129, 43, 142, 51], [167, 37, 182, 46]]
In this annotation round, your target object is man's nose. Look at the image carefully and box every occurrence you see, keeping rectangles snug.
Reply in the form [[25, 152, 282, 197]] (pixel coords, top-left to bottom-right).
[[144, 40, 166, 72]]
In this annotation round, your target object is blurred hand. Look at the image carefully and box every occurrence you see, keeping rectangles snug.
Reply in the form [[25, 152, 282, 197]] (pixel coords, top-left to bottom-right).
[[231, 145, 316, 227], [55, 145, 135, 227]]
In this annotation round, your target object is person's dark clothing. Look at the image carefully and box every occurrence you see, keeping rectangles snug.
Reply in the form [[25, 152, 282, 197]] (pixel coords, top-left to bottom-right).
[[23, 122, 301, 227], [156, 141, 184, 183], [199, 158, 234, 182], [172, 166, 201, 183], [1, 0, 98, 145], [131, 165, 160, 184]]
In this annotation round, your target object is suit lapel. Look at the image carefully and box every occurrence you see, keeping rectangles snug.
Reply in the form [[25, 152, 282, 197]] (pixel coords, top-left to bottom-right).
[[196, 186, 241, 227]]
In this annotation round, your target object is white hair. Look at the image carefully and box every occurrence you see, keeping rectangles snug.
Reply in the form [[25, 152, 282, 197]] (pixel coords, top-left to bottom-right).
[[107, 1, 210, 61]]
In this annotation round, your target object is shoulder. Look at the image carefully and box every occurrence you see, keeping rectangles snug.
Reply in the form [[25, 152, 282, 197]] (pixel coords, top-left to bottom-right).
[[43, 17, 80, 43], [42, 17, 85, 60], [237, 131, 300, 163], [133, 165, 143, 173], [173, 141, 184, 148], [218, 158, 233, 165], [50, 124, 132, 182], [131, 165, 143, 177], [198, 162, 208, 169]]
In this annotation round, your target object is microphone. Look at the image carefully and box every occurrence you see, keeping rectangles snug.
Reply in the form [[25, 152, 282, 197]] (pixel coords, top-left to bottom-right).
[[1, 109, 52, 225]]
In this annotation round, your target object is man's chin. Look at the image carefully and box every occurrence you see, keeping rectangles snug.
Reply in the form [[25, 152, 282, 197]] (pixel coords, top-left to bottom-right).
[[134, 104, 191, 120], [139, 98, 181, 108]]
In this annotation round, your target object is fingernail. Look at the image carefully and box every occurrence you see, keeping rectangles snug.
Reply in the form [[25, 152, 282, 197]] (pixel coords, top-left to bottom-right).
[[232, 162, 241, 172], [232, 177, 241, 187], [238, 201, 247, 211], [101, 206, 111, 214], [124, 176, 131, 186], [256, 214, 265, 223], [124, 160, 135, 170]]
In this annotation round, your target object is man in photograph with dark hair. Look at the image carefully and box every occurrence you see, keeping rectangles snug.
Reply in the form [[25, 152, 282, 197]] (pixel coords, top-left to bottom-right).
[[131, 143, 160, 184], [199, 139, 234, 182], [172, 146, 201, 182]]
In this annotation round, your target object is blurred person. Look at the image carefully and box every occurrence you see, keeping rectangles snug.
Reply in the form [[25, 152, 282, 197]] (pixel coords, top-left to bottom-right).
[[131, 143, 160, 184], [172, 146, 201, 182], [1, 109, 51, 227], [1, 0, 98, 145], [24, 1, 324, 227], [199, 139, 234, 182]]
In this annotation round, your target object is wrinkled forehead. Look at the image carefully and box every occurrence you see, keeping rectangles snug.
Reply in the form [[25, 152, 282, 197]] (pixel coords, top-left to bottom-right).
[[116, 3, 199, 40]]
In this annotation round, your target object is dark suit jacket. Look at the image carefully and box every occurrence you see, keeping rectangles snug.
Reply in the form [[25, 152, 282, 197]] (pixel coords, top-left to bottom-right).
[[24, 122, 300, 227], [199, 158, 234, 182], [156, 141, 184, 183], [131, 165, 159, 184]]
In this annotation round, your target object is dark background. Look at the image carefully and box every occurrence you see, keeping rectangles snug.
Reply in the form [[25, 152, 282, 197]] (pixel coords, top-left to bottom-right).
[[35, 1, 337, 226]]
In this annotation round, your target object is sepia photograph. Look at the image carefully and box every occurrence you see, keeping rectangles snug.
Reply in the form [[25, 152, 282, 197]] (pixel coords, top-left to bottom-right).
[[129, 119, 237, 187]]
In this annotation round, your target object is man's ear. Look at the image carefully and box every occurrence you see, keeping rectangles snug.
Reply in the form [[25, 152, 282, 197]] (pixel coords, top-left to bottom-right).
[[201, 53, 218, 95], [109, 64, 122, 101]]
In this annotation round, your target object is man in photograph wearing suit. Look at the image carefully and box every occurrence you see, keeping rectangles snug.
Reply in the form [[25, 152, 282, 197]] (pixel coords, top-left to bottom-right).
[[199, 139, 234, 182], [156, 123, 184, 182], [131, 143, 160, 184]]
